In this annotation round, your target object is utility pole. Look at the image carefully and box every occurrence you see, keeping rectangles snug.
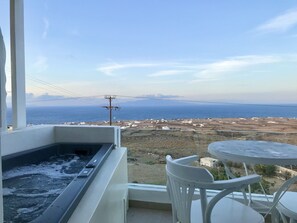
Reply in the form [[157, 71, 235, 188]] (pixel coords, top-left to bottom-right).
[[103, 95, 119, 126]]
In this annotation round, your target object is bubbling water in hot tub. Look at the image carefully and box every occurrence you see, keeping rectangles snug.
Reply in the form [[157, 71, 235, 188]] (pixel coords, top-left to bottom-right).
[[3, 153, 92, 222]]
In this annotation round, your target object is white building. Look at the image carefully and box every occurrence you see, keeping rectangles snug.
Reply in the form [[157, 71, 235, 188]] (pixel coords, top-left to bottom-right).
[[200, 157, 218, 168]]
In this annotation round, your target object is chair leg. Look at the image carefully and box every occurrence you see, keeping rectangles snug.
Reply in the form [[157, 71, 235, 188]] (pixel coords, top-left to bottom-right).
[[271, 208, 280, 223], [171, 205, 178, 223]]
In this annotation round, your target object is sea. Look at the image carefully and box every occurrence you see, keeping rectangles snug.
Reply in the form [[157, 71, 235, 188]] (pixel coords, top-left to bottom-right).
[[6, 104, 297, 125]]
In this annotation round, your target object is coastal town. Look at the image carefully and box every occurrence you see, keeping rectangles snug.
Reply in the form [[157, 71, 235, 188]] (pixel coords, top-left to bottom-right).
[[84, 117, 297, 133]]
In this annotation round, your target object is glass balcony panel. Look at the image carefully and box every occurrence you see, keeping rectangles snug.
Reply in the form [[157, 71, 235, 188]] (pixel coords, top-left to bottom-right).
[[123, 123, 297, 195]]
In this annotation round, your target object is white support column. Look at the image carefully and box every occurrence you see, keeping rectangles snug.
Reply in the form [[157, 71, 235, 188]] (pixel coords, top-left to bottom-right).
[[0, 27, 6, 223], [0, 29, 7, 131], [10, 0, 26, 129]]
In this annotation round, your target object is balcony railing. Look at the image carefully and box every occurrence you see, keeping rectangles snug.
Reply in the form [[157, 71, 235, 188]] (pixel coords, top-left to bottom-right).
[[123, 126, 297, 196]]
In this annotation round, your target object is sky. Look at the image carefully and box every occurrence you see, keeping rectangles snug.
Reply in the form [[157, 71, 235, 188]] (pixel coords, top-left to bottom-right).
[[1, 0, 297, 106]]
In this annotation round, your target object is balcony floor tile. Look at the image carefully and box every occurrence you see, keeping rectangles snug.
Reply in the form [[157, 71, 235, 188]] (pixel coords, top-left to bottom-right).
[[127, 207, 172, 223]]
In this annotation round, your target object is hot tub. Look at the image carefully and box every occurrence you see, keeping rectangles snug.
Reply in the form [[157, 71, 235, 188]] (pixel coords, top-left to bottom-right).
[[2, 143, 114, 223]]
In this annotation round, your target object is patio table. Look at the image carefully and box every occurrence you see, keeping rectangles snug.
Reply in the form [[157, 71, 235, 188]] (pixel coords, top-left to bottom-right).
[[208, 140, 297, 221], [208, 140, 297, 166]]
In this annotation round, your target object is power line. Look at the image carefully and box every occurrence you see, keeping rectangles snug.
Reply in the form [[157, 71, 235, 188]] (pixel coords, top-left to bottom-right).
[[6, 75, 296, 108], [25, 74, 106, 103], [27, 75, 79, 98]]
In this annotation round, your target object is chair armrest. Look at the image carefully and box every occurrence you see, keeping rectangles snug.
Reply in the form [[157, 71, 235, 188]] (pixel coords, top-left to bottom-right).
[[205, 186, 252, 223], [174, 155, 198, 165], [198, 174, 261, 190], [204, 175, 260, 223]]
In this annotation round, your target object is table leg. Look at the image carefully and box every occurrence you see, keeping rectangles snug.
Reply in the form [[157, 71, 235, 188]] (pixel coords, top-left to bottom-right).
[[243, 162, 252, 206], [223, 161, 248, 204]]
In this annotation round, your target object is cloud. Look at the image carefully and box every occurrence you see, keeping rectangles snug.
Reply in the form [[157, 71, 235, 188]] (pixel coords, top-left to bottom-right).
[[33, 56, 48, 73], [96, 55, 284, 84], [6, 93, 72, 106], [147, 79, 185, 85], [42, 17, 50, 39], [255, 9, 297, 33], [23, 92, 106, 106], [96, 62, 168, 76], [26, 93, 68, 101], [148, 69, 191, 77], [138, 94, 180, 100], [26, 93, 82, 105], [193, 55, 281, 82], [201, 55, 279, 75]]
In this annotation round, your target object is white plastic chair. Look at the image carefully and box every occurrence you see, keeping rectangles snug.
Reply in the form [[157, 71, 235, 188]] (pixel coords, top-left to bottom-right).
[[166, 155, 265, 223], [272, 175, 297, 223]]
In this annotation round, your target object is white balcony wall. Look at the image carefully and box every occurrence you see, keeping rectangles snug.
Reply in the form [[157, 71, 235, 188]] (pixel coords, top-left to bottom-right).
[[2, 125, 55, 156], [2, 125, 121, 156], [55, 125, 121, 147], [128, 183, 273, 214], [69, 147, 128, 223]]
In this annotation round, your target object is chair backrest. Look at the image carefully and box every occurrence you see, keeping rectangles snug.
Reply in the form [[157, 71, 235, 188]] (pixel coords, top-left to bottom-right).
[[273, 175, 297, 204], [272, 175, 297, 223], [166, 155, 214, 223]]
